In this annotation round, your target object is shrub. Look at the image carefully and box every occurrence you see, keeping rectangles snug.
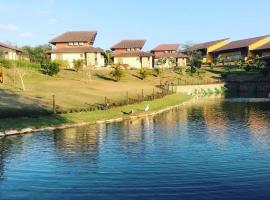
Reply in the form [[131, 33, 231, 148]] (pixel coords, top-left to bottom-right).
[[73, 59, 84, 72], [0, 58, 13, 68], [153, 68, 161, 77], [15, 60, 40, 69], [111, 64, 125, 81], [41, 61, 60, 76], [139, 69, 148, 80]]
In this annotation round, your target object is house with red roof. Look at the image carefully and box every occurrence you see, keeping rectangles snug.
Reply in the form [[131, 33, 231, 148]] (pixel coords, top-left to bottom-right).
[[111, 40, 153, 69], [151, 44, 188, 68], [49, 31, 105, 68]]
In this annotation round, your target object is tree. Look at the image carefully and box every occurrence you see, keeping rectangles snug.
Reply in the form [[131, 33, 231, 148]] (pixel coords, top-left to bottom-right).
[[104, 50, 113, 66], [111, 64, 125, 81], [73, 59, 84, 72], [21, 44, 51, 63], [188, 51, 202, 74]]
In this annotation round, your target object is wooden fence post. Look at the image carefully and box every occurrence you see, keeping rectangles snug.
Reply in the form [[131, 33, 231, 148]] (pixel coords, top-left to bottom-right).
[[52, 95, 56, 114], [105, 96, 107, 105], [126, 91, 129, 104]]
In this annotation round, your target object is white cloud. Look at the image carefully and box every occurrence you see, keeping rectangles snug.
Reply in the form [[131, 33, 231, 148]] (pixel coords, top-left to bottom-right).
[[48, 18, 60, 24], [0, 24, 18, 31], [20, 32, 34, 38]]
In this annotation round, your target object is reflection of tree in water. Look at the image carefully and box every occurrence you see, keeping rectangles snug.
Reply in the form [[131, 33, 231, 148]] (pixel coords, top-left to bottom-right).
[[53, 125, 101, 163]]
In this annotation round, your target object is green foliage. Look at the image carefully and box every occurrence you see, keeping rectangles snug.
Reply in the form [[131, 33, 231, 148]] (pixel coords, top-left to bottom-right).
[[153, 68, 161, 77], [15, 60, 40, 69], [111, 64, 125, 81], [73, 59, 84, 72], [21, 44, 51, 64], [0, 58, 39, 69], [104, 50, 113, 65], [188, 51, 202, 74], [0, 58, 13, 68], [41, 61, 60, 76], [174, 66, 182, 74], [139, 69, 148, 80]]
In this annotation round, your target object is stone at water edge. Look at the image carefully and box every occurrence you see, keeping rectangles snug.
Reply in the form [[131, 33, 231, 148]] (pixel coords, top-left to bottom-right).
[[0, 132, 5, 137], [19, 128, 33, 134], [4, 130, 19, 136]]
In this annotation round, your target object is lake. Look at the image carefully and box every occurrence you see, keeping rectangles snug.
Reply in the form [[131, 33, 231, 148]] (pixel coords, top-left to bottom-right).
[[1, 98, 270, 200]]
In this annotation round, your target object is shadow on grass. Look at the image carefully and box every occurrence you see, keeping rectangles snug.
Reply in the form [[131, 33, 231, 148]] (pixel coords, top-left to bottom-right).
[[95, 73, 115, 81], [131, 73, 143, 80]]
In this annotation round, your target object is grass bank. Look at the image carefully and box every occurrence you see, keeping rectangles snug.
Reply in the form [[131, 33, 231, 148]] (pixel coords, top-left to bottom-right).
[[0, 93, 191, 131]]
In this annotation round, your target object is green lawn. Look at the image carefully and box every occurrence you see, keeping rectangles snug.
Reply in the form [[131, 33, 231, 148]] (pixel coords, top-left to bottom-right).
[[0, 93, 191, 131]]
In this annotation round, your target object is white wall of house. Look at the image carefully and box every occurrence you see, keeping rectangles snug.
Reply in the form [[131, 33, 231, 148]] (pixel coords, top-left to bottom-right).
[[86, 53, 104, 67], [51, 52, 105, 68], [177, 58, 187, 67], [114, 56, 152, 69]]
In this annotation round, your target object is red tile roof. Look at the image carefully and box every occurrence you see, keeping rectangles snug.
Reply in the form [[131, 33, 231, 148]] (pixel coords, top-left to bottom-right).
[[49, 31, 97, 45], [152, 44, 180, 51], [190, 38, 229, 51], [215, 35, 269, 52], [253, 41, 270, 51], [112, 51, 153, 57], [49, 47, 103, 54], [155, 52, 188, 59], [111, 40, 146, 50], [0, 42, 22, 52]]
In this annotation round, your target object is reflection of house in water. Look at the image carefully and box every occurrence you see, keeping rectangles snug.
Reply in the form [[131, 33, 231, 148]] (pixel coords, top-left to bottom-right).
[[202, 104, 229, 145], [248, 110, 270, 146], [53, 125, 100, 161]]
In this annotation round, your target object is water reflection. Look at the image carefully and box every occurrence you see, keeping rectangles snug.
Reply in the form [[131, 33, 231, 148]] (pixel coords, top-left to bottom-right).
[[1, 98, 270, 199]]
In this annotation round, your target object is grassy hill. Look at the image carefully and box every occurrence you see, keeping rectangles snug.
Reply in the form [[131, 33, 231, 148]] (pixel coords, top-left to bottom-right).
[[0, 67, 221, 116]]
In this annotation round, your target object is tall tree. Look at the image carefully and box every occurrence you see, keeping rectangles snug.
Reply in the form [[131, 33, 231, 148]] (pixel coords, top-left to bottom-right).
[[21, 44, 52, 64]]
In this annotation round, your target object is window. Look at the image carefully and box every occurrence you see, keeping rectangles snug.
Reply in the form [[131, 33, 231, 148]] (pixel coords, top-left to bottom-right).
[[68, 42, 73, 46], [74, 42, 79, 46], [80, 54, 84, 58], [79, 42, 84, 46]]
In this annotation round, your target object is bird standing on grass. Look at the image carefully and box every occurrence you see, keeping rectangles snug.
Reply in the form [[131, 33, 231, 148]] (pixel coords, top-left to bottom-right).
[[144, 104, 150, 112]]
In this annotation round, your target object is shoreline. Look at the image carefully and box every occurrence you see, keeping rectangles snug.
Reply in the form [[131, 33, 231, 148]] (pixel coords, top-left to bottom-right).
[[0, 93, 192, 137]]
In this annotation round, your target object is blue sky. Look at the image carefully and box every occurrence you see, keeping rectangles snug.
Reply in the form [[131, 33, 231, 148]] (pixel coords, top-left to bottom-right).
[[0, 0, 270, 50]]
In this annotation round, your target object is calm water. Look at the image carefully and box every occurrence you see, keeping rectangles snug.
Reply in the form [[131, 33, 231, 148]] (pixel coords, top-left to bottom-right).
[[1, 99, 270, 200]]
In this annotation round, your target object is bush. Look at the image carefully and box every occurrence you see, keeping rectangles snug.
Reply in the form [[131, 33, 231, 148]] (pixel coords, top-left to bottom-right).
[[41, 61, 60, 76], [139, 69, 148, 80], [153, 68, 161, 77], [73, 59, 84, 72], [0, 58, 13, 68], [111, 64, 125, 81], [15, 60, 40, 69]]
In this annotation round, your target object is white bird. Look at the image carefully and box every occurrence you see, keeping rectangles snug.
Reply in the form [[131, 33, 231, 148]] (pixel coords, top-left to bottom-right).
[[144, 104, 150, 112]]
